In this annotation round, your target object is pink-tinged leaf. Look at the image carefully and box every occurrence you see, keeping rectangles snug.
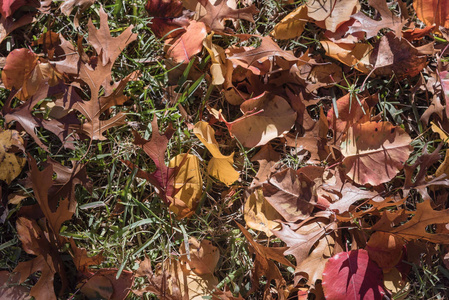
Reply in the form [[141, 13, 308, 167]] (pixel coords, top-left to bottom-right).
[[440, 71, 449, 119], [166, 20, 207, 63], [1, 48, 37, 90], [0, 0, 36, 18], [340, 121, 412, 186], [322, 249, 387, 300]]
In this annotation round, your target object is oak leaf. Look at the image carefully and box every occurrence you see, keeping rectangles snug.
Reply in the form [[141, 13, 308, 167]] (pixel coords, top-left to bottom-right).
[[371, 200, 449, 243], [347, 0, 406, 39], [307, 0, 360, 33], [340, 121, 412, 186], [322, 249, 387, 300], [193, 121, 239, 186], [249, 144, 280, 190], [0, 271, 30, 300], [123, 117, 177, 203]]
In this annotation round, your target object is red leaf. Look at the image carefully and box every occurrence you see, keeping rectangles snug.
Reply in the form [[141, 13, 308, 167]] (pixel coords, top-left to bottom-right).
[[322, 249, 387, 300]]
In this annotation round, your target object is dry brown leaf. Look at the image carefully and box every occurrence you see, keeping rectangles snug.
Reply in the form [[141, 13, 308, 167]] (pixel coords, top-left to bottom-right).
[[307, 0, 360, 33], [366, 232, 404, 271], [413, 0, 449, 33], [249, 144, 280, 190], [340, 121, 412, 186], [166, 20, 207, 63], [193, 121, 239, 186]]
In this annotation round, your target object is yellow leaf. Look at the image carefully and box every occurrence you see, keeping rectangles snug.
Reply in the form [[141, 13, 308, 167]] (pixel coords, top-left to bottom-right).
[[0, 130, 25, 184], [244, 189, 281, 236], [203, 33, 226, 85], [270, 5, 309, 40], [431, 121, 449, 143], [320, 40, 373, 74], [169, 153, 203, 218], [193, 121, 239, 186], [435, 149, 449, 178]]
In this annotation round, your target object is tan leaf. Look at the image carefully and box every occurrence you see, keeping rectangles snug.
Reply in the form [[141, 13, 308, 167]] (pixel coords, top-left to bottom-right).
[[203, 32, 226, 85], [0, 130, 25, 184], [320, 40, 373, 74], [244, 189, 281, 236], [179, 237, 220, 275], [341, 121, 412, 186], [307, 0, 360, 32], [366, 232, 404, 271], [413, 0, 449, 33], [166, 20, 207, 63], [169, 153, 203, 218], [270, 5, 309, 39], [383, 268, 409, 299], [193, 121, 239, 186]]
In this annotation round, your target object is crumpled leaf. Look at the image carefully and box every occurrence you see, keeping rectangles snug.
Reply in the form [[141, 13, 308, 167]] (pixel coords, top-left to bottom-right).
[[322, 249, 387, 300], [180, 237, 219, 276], [347, 0, 406, 39], [340, 121, 412, 186], [370, 31, 427, 78], [244, 189, 281, 236], [270, 5, 309, 39], [0, 270, 31, 300], [203, 32, 226, 85], [193, 121, 239, 186], [0, 13, 35, 45], [168, 153, 202, 218], [214, 92, 297, 148], [0, 0, 37, 18], [0, 130, 25, 184], [249, 144, 280, 190]]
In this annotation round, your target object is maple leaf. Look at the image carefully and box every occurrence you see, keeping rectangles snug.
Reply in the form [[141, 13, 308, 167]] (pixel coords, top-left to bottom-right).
[[262, 168, 316, 222], [322, 249, 387, 300], [123, 117, 177, 203], [196, 0, 258, 31], [340, 121, 412, 186], [347, 0, 406, 39]]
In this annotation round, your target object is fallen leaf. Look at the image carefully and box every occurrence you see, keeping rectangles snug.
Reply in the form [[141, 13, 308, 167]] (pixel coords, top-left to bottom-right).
[[244, 188, 282, 236], [216, 92, 297, 148], [307, 0, 360, 32], [263, 168, 316, 222], [0, 0, 36, 18], [322, 249, 387, 300], [383, 268, 409, 299], [249, 144, 280, 190], [203, 32, 226, 85], [193, 121, 239, 186], [320, 40, 373, 74], [168, 153, 202, 218], [347, 0, 406, 39], [123, 117, 177, 203], [0, 13, 35, 45], [340, 121, 412, 186], [166, 20, 207, 63], [59, 0, 94, 17], [1, 48, 37, 90], [0, 129, 25, 184], [179, 237, 219, 275], [366, 231, 404, 271], [80, 269, 134, 300], [196, 0, 258, 31], [371, 200, 449, 243], [270, 5, 309, 39], [370, 32, 427, 78], [413, 0, 449, 33], [0, 271, 30, 300]]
